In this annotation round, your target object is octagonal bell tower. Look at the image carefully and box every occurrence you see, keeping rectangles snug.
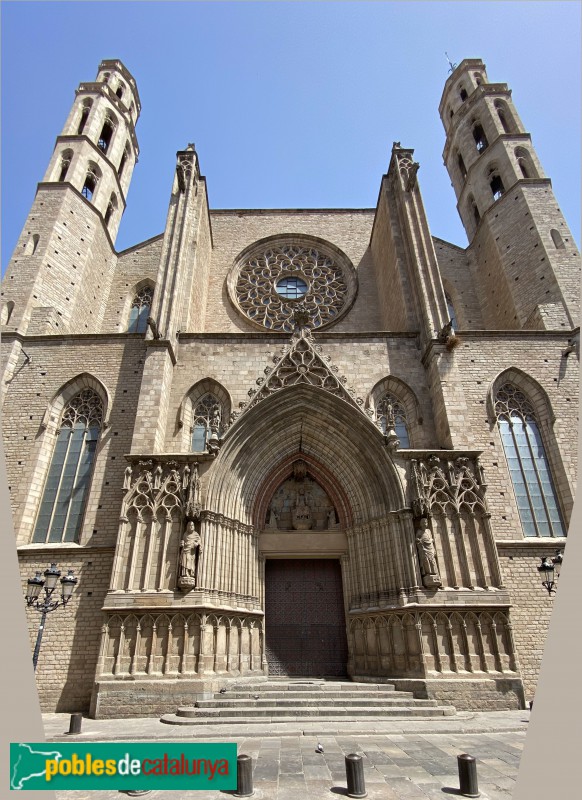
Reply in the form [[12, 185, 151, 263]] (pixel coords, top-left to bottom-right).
[[440, 59, 580, 330], [0, 60, 140, 338]]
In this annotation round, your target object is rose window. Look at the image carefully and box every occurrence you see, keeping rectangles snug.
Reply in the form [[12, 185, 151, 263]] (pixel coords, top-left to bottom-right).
[[228, 238, 357, 332]]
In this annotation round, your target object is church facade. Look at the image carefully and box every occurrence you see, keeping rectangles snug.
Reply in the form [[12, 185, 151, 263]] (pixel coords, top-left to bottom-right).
[[1, 58, 578, 718]]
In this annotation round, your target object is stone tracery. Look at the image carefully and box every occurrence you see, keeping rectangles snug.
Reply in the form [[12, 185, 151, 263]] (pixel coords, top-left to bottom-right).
[[230, 241, 355, 332]]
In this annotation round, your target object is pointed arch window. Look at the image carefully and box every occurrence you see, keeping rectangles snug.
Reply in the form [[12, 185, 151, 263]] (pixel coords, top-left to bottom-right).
[[33, 389, 103, 543], [128, 285, 153, 333], [445, 293, 458, 329], [77, 99, 92, 135], [192, 393, 223, 452], [472, 123, 488, 153], [495, 383, 565, 538], [376, 393, 410, 448], [118, 144, 130, 178], [82, 164, 100, 201], [98, 113, 116, 154], [104, 193, 118, 227]]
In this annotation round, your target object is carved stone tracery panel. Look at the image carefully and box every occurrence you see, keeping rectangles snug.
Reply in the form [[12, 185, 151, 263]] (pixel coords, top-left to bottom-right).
[[228, 238, 357, 332]]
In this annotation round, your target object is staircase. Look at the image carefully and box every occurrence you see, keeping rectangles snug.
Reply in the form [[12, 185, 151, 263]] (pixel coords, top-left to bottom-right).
[[160, 679, 456, 725]]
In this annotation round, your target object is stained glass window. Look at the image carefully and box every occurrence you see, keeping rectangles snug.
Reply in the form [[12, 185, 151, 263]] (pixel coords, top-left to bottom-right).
[[376, 393, 410, 448], [33, 389, 103, 543], [495, 383, 565, 537]]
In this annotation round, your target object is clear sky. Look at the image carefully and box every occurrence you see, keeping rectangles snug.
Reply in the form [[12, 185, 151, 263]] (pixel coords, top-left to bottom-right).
[[1, 1, 580, 272]]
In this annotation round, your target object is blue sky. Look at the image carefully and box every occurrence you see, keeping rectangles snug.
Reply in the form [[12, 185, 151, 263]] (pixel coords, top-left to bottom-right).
[[1, 1, 580, 271]]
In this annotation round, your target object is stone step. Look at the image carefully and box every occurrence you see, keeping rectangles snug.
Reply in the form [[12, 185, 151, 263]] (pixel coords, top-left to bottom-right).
[[160, 706, 456, 724], [195, 697, 439, 709], [224, 682, 396, 692], [213, 690, 410, 701]]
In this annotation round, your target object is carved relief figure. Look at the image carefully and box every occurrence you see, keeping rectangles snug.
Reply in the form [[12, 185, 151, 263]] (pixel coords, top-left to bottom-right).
[[292, 484, 313, 530], [415, 517, 442, 588], [178, 520, 202, 588]]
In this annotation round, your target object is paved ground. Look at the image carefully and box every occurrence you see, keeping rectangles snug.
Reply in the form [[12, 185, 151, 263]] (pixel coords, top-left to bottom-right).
[[44, 710, 530, 799]]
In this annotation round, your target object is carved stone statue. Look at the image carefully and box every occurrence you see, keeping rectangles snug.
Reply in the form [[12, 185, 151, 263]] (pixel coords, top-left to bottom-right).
[[266, 506, 279, 530], [178, 520, 202, 589], [326, 507, 338, 530], [292, 485, 312, 530], [415, 517, 442, 589]]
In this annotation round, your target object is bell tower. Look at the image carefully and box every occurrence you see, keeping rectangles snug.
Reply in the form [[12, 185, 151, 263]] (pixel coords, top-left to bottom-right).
[[440, 59, 580, 330], [0, 60, 140, 337]]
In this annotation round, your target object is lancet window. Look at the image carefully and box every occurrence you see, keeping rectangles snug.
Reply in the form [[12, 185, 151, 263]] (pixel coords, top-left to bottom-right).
[[192, 393, 223, 452], [495, 383, 565, 537], [376, 393, 410, 448], [127, 285, 153, 333], [33, 389, 104, 543]]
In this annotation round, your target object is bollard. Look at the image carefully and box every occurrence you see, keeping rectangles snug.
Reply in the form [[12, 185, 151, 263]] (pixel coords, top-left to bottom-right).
[[233, 754, 254, 797], [67, 713, 82, 735], [345, 753, 367, 799], [457, 753, 480, 798]]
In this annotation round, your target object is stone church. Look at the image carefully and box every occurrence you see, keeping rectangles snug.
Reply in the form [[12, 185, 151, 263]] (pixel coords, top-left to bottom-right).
[[1, 58, 579, 719]]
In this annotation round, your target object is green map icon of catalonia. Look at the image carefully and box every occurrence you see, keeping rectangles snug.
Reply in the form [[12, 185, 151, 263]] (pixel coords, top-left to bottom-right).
[[10, 743, 64, 789]]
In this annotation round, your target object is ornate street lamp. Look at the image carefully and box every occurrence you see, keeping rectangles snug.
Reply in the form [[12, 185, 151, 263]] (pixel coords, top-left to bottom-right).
[[24, 564, 78, 670], [537, 550, 564, 596]]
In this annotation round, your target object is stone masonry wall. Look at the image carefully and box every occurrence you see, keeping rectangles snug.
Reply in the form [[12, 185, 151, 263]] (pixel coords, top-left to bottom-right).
[[19, 548, 113, 713], [497, 543, 559, 702], [205, 210, 383, 334]]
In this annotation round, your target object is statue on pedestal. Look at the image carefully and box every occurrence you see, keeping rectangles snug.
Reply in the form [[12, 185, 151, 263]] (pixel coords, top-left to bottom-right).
[[178, 520, 202, 589], [415, 517, 442, 589]]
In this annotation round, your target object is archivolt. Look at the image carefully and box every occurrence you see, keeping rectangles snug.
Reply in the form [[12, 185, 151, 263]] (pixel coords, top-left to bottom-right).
[[205, 384, 404, 526]]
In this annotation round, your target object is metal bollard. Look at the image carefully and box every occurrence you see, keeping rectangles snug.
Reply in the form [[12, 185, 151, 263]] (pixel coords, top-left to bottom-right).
[[233, 754, 254, 797], [67, 713, 82, 734], [345, 753, 367, 798], [457, 753, 480, 798]]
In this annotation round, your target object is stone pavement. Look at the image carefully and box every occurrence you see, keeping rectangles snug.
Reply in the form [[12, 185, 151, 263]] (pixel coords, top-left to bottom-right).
[[44, 710, 530, 799]]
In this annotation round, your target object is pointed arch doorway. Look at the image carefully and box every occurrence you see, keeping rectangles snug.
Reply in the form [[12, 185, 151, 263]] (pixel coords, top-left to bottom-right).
[[259, 456, 350, 677]]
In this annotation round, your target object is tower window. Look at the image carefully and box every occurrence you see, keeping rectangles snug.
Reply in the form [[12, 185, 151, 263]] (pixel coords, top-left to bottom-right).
[[474, 73, 483, 86], [457, 152, 467, 179], [128, 285, 153, 333], [495, 383, 565, 538], [98, 116, 115, 154], [473, 124, 488, 153], [495, 100, 517, 135], [376, 393, 410, 447], [24, 234, 40, 256], [118, 145, 130, 178], [82, 174, 96, 201], [102, 72, 110, 83], [192, 393, 223, 452], [1, 301, 15, 326], [115, 84, 125, 99], [58, 150, 73, 183], [468, 196, 480, 225], [33, 388, 104, 544], [459, 87, 468, 102], [77, 100, 92, 135], [489, 171, 504, 201], [104, 193, 118, 227], [550, 229, 565, 250], [58, 160, 70, 182], [498, 109, 510, 134], [515, 147, 537, 180]]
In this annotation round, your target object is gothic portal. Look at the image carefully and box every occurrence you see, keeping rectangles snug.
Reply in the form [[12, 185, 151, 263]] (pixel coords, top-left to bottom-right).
[[1, 58, 578, 718]]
